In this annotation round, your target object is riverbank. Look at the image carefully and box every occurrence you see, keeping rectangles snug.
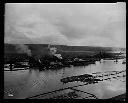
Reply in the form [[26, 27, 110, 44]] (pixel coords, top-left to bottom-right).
[[4, 57, 126, 72]]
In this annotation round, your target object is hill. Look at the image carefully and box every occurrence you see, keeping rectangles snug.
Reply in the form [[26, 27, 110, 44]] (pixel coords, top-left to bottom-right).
[[4, 43, 126, 60]]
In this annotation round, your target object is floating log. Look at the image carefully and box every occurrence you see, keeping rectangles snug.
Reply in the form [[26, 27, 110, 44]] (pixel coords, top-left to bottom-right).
[[60, 74, 102, 84]]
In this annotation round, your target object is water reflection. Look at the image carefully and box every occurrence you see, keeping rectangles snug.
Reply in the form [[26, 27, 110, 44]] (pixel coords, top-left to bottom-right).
[[4, 59, 126, 99]]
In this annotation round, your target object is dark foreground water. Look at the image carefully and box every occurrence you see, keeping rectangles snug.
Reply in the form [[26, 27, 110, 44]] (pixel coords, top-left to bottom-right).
[[4, 59, 126, 99]]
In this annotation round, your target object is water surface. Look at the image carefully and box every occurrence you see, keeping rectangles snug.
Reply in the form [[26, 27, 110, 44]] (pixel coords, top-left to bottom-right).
[[4, 59, 126, 99]]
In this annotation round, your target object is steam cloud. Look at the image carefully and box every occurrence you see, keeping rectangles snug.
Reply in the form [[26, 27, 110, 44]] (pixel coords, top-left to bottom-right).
[[14, 44, 32, 56]]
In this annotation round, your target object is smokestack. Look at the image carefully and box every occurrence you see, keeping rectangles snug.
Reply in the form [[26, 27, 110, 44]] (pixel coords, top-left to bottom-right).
[[14, 44, 32, 56]]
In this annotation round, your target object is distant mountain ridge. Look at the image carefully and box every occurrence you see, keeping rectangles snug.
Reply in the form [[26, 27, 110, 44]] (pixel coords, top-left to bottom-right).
[[4, 43, 126, 61], [4, 43, 126, 53]]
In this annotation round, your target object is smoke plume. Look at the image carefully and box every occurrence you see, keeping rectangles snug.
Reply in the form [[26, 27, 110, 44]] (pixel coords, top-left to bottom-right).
[[14, 44, 32, 56]]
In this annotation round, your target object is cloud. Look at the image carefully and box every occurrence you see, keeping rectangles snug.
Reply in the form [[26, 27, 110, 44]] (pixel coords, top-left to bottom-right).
[[5, 3, 126, 47], [5, 13, 69, 45]]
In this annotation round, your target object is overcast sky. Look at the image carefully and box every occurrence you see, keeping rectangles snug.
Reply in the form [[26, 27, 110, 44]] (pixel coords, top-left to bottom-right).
[[5, 3, 126, 47]]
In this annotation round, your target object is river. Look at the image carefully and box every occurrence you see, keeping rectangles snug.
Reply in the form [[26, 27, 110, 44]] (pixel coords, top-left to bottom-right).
[[4, 59, 126, 99]]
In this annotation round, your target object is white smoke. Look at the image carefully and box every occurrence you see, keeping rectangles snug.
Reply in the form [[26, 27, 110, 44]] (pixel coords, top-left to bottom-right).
[[14, 44, 31, 56], [49, 46, 62, 59]]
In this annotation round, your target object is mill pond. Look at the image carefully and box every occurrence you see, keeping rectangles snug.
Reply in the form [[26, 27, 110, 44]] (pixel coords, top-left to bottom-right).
[[4, 58, 126, 99]]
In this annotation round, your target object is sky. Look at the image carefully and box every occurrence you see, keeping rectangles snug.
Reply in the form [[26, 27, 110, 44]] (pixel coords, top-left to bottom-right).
[[5, 3, 126, 47]]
